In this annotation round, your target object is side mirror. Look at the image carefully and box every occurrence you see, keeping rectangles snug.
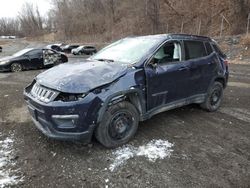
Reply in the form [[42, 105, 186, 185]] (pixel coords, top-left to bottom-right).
[[151, 62, 158, 69], [149, 61, 158, 69]]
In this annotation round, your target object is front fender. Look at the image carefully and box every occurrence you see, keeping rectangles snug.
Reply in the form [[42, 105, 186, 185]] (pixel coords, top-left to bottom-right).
[[96, 88, 146, 124], [94, 67, 146, 123]]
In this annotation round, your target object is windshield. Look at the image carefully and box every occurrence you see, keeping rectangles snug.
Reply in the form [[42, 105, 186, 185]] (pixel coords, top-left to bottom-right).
[[12, 48, 33, 57], [90, 37, 163, 64]]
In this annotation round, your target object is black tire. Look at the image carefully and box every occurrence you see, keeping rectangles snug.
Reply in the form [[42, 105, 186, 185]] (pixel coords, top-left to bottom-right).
[[95, 101, 139, 148], [201, 81, 224, 112], [10, 63, 22, 72]]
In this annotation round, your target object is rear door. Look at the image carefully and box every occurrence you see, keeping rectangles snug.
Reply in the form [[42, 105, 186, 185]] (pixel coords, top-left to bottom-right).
[[183, 40, 215, 95], [204, 42, 221, 90]]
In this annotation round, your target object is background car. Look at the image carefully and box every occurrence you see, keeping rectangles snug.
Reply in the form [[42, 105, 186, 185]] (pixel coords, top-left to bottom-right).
[[46, 44, 63, 52], [0, 48, 68, 72], [0, 46, 2, 52], [62, 44, 79, 53], [71, 45, 97, 55]]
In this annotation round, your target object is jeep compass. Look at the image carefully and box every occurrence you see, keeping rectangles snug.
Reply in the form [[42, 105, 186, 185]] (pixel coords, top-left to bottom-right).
[[24, 34, 229, 148]]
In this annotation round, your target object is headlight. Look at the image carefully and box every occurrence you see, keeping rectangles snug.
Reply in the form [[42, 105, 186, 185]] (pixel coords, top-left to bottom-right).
[[55, 93, 86, 102], [0, 60, 10, 65]]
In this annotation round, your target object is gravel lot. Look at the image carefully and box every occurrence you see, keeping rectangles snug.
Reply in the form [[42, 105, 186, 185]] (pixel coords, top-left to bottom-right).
[[0, 39, 250, 187]]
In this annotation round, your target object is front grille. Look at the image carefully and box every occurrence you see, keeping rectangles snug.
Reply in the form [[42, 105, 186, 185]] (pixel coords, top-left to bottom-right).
[[31, 83, 59, 103]]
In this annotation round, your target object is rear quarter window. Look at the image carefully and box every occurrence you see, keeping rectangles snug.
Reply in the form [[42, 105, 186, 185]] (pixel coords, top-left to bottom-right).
[[205, 42, 213, 55], [184, 41, 206, 60], [212, 43, 226, 58]]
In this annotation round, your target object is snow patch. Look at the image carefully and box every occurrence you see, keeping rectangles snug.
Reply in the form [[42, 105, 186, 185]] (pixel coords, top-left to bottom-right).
[[137, 139, 174, 162], [109, 139, 174, 172], [0, 134, 23, 188], [109, 147, 135, 172]]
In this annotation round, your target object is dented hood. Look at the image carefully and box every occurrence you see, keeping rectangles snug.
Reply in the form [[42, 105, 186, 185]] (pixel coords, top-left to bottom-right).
[[36, 60, 128, 93]]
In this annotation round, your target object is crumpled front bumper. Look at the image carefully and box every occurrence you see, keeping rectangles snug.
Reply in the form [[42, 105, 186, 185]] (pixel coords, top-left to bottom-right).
[[30, 115, 95, 141], [23, 87, 100, 142]]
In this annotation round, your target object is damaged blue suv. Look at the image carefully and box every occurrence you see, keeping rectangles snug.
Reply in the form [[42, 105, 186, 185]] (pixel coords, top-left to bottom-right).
[[24, 34, 229, 148]]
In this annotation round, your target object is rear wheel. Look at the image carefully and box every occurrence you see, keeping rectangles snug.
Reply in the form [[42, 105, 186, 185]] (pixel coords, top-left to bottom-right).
[[95, 101, 139, 148], [201, 81, 223, 112], [10, 63, 22, 72]]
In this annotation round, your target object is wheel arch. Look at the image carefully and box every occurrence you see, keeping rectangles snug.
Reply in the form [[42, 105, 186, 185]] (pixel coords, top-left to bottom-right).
[[97, 89, 146, 124], [214, 77, 226, 88]]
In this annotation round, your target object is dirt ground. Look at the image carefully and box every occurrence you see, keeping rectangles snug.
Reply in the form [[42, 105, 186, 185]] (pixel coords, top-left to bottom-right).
[[0, 39, 250, 188]]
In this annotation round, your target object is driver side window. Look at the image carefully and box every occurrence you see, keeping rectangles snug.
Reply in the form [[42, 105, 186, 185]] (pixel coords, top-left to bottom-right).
[[152, 41, 182, 65]]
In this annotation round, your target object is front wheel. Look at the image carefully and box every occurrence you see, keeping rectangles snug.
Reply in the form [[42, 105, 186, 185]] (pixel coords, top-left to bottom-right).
[[10, 63, 22, 72], [95, 101, 139, 148], [200, 81, 224, 112]]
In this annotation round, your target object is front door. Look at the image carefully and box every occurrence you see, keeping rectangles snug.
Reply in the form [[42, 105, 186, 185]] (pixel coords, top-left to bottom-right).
[[145, 41, 192, 111], [26, 50, 43, 69]]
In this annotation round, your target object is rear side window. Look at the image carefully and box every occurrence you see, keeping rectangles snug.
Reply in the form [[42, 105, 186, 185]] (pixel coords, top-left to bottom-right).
[[184, 41, 206, 60], [205, 42, 213, 55]]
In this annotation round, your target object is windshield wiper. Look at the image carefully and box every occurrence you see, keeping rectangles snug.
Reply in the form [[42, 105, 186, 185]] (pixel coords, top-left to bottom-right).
[[95, 58, 114, 63]]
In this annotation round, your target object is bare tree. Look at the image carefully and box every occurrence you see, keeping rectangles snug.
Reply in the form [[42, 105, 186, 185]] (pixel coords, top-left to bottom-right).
[[7, 0, 249, 40], [146, 0, 160, 34], [0, 18, 20, 36], [18, 2, 45, 37]]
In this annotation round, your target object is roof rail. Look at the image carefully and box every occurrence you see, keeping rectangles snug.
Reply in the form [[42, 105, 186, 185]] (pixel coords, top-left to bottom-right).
[[168, 33, 211, 40]]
